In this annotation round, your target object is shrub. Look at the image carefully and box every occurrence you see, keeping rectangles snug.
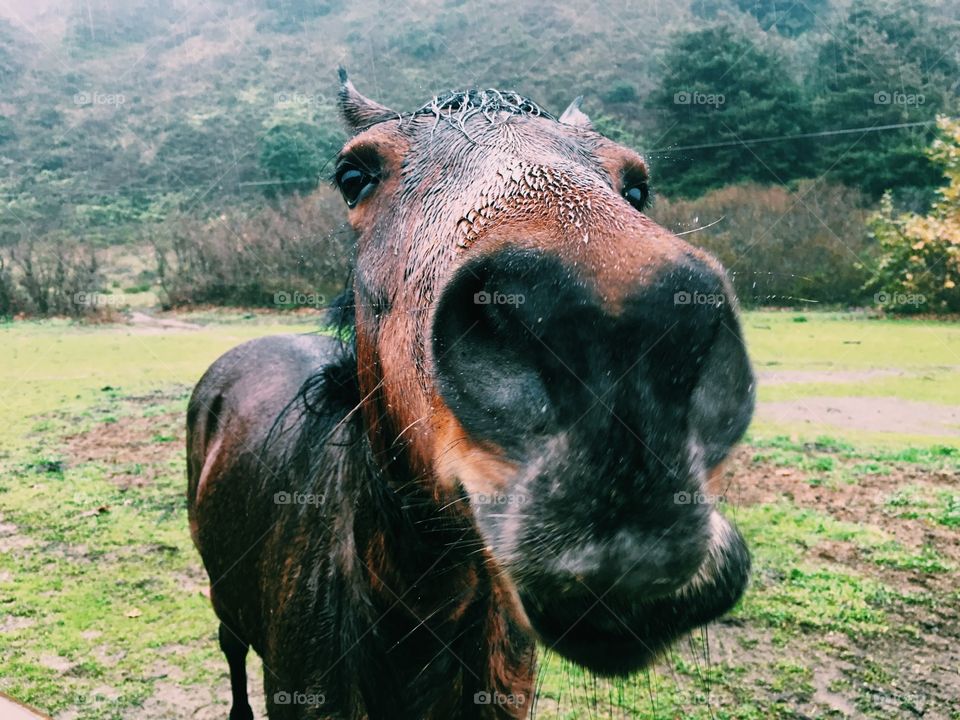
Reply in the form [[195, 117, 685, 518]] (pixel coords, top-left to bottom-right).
[[0, 239, 103, 318], [866, 117, 960, 313], [604, 83, 638, 104], [259, 122, 344, 198], [151, 188, 351, 309], [650, 182, 874, 306]]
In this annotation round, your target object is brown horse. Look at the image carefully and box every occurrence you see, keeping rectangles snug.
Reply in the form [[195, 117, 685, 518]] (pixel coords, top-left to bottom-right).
[[186, 70, 755, 720]]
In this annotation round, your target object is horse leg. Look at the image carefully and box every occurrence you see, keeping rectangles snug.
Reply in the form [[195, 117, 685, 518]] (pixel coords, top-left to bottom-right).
[[219, 622, 255, 720]]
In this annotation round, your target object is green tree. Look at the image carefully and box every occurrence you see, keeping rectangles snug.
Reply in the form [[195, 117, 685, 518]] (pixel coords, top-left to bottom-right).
[[734, 0, 828, 36], [604, 82, 638, 104], [648, 25, 814, 198], [0, 116, 15, 145], [810, 0, 959, 203], [258, 122, 343, 197]]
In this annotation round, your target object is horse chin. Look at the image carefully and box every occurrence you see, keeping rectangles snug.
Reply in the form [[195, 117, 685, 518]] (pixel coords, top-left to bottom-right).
[[514, 521, 751, 677], [521, 597, 664, 676]]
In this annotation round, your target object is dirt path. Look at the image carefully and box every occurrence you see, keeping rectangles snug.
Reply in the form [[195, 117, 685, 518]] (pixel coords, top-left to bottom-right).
[[757, 396, 960, 436]]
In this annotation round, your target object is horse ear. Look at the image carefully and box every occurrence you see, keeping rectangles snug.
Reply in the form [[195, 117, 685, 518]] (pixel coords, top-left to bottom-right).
[[559, 96, 592, 129], [337, 67, 397, 134]]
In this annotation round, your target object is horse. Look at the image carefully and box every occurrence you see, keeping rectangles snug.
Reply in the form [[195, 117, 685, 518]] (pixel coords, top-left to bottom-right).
[[186, 69, 755, 720]]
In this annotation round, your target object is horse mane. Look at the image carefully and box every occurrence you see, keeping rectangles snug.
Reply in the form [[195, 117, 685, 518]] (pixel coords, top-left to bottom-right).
[[410, 88, 555, 135], [259, 286, 358, 474], [416, 89, 553, 120]]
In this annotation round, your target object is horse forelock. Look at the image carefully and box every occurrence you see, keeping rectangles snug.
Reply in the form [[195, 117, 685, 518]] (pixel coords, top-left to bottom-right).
[[413, 89, 555, 124]]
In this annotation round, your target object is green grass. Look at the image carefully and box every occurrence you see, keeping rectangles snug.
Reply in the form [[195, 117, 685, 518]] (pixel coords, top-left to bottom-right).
[[730, 502, 903, 636], [0, 425, 219, 717], [743, 311, 960, 370], [743, 311, 960, 447], [0, 313, 320, 717], [0, 314, 318, 447], [757, 373, 960, 405]]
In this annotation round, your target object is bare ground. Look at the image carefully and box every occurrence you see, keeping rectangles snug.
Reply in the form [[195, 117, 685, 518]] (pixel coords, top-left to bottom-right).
[[63, 403, 183, 488], [756, 396, 960, 436], [710, 446, 960, 719]]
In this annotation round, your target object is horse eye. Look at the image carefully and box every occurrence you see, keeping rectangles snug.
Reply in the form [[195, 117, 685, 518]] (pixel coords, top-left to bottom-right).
[[336, 166, 378, 208], [623, 183, 649, 212]]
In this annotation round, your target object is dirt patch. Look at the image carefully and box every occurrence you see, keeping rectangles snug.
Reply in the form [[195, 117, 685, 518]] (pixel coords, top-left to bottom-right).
[[756, 396, 960, 436], [712, 447, 960, 718], [705, 621, 857, 717], [127, 659, 266, 720], [721, 447, 960, 582], [0, 520, 36, 553], [127, 312, 202, 332], [38, 654, 75, 673], [90, 645, 127, 668], [0, 616, 36, 633], [63, 412, 183, 488], [758, 368, 911, 385]]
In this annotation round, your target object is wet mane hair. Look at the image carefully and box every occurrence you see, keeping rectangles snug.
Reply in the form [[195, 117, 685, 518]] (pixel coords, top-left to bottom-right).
[[338, 73, 555, 134], [265, 288, 358, 453], [413, 89, 555, 127], [392, 88, 557, 143]]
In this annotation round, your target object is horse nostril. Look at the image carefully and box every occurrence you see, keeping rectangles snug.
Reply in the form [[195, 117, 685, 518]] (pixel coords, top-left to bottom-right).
[[616, 258, 731, 398], [432, 252, 564, 456]]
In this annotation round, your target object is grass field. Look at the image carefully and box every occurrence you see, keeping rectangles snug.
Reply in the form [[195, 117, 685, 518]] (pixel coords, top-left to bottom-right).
[[1, 310, 958, 719]]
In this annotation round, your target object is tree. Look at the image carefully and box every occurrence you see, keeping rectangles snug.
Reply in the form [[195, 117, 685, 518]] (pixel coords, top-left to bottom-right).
[[0, 116, 15, 146], [810, 0, 959, 203], [734, 0, 829, 36], [867, 117, 960, 313], [648, 25, 814, 198], [152, 117, 260, 196], [258, 122, 343, 197]]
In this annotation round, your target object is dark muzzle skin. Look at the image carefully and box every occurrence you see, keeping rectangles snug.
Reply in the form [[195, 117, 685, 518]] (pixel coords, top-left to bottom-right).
[[433, 246, 755, 675]]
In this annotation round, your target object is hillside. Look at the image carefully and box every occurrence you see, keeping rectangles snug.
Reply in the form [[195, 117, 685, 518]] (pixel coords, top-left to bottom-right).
[[0, 0, 957, 313], [0, 0, 957, 239], [0, 0, 697, 243]]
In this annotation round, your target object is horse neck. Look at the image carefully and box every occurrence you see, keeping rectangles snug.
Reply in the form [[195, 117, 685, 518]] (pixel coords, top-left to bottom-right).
[[321, 424, 538, 719]]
